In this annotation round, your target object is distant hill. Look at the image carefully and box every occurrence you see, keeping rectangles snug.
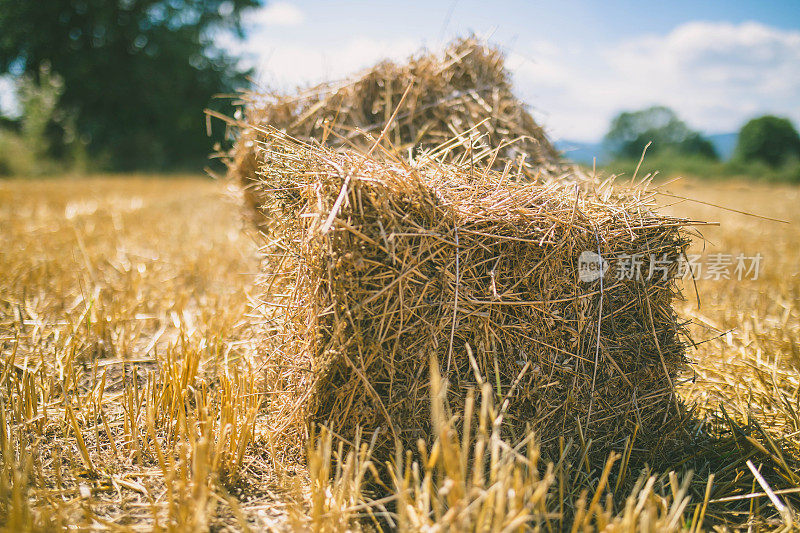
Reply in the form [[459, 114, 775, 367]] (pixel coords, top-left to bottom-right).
[[553, 139, 608, 165], [555, 132, 738, 165], [706, 132, 738, 160]]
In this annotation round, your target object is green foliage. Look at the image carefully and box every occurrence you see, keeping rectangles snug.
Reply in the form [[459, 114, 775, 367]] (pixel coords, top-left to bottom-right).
[[0, 64, 89, 176], [0, 128, 38, 176], [734, 115, 800, 167], [603, 151, 800, 183], [605, 106, 718, 161], [0, 0, 260, 171], [16, 63, 65, 159]]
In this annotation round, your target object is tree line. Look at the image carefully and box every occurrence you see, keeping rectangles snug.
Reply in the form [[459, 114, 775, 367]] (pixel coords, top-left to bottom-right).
[[604, 106, 800, 175]]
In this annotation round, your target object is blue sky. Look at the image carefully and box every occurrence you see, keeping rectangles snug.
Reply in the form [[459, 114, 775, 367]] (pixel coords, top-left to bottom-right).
[[1, 1, 797, 143], [230, 0, 800, 142]]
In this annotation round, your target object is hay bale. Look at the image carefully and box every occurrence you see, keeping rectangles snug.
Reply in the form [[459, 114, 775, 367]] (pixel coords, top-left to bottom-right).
[[231, 36, 570, 227], [255, 131, 691, 464]]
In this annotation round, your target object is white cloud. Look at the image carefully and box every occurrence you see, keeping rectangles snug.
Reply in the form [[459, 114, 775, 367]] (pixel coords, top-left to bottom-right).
[[246, 2, 305, 27], [240, 36, 421, 90], [510, 21, 800, 140], [234, 20, 800, 141]]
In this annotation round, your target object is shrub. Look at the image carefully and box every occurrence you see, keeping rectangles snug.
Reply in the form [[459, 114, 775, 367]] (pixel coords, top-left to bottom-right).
[[0, 128, 38, 176], [734, 115, 800, 167]]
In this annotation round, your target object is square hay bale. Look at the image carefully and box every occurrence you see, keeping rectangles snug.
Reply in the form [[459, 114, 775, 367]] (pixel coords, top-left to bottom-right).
[[256, 133, 691, 464]]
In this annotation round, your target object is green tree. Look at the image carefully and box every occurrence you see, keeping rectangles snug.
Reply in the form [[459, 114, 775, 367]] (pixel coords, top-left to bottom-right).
[[734, 116, 800, 167], [604, 106, 718, 160], [0, 0, 260, 170]]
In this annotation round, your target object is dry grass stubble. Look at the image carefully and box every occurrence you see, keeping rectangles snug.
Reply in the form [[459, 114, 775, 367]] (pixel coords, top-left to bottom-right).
[[0, 176, 798, 530]]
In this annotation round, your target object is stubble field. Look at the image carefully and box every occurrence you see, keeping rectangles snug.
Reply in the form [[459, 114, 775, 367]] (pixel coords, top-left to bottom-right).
[[0, 176, 797, 531]]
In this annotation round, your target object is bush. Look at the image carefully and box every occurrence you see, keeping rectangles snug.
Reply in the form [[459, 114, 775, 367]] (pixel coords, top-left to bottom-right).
[[734, 116, 800, 167], [0, 128, 39, 176], [0, 65, 90, 177]]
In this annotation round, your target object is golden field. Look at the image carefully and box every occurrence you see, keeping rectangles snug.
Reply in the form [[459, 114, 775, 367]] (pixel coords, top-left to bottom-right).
[[0, 176, 797, 531]]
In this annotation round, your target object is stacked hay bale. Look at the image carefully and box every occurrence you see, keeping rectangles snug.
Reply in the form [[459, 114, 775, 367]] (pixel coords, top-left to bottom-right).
[[254, 130, 691, 464], [230, 37, 573, 228]]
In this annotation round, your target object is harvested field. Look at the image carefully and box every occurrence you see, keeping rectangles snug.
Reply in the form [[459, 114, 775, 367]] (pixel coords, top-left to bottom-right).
[[1, 176, 799, 531]]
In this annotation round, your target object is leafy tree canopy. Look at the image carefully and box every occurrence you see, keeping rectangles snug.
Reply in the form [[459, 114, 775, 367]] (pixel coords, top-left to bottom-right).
[[604, 106, 718, 161], [0, 0, 261, 170], [734, 115, 800, 168]]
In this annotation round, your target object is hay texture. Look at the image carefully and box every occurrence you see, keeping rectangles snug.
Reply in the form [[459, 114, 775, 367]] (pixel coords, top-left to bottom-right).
[[230, 37, 567, 226], [255, 130, 692, 464]]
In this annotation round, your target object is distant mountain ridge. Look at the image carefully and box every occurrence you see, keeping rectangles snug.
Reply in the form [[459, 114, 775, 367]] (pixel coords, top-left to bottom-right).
[[705, 132, 737, 160], [553, 140, 608, 166], [554, 132, 738, 165]]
